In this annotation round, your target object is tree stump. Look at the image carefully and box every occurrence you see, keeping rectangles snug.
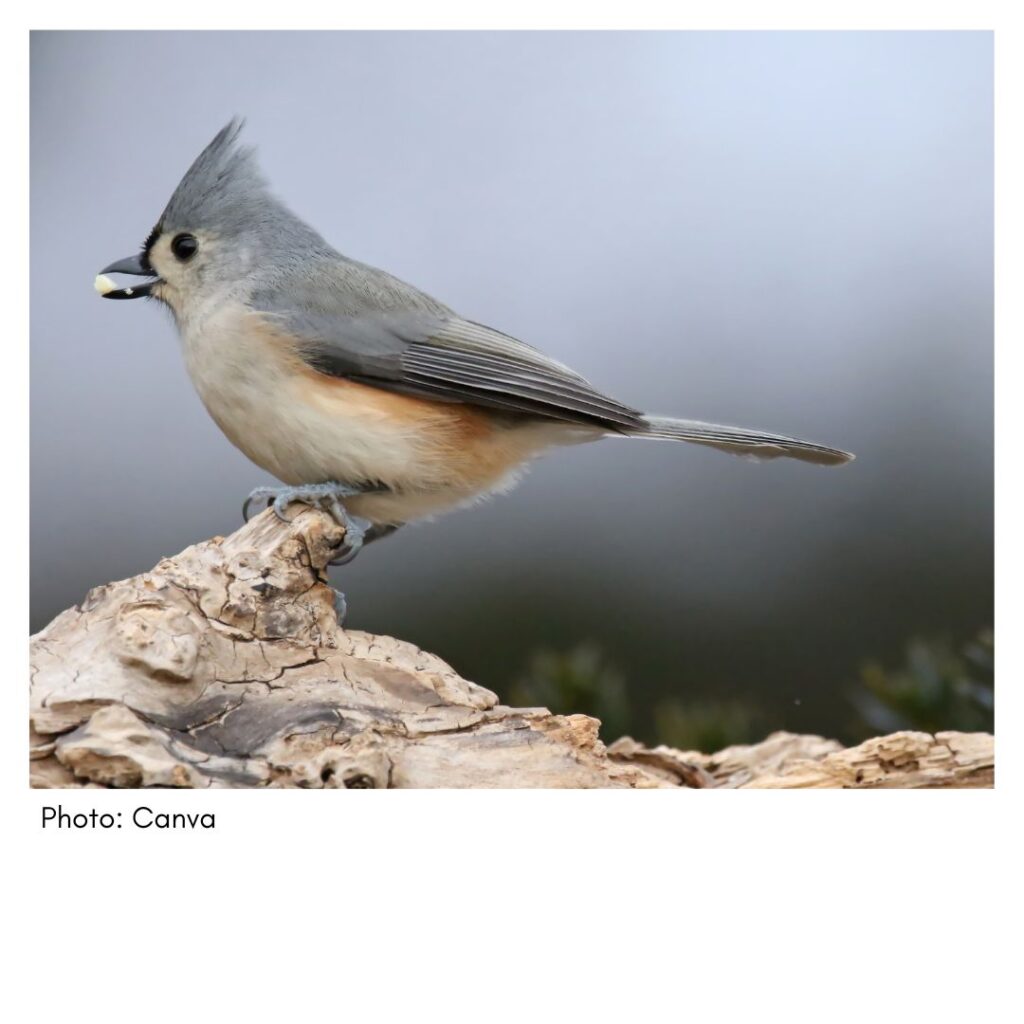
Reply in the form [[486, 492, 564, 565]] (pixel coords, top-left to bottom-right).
[[29, 507, 994, 789]]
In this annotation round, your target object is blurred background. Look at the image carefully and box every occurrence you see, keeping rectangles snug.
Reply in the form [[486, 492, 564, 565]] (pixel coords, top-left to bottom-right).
[[30, 31, 993, 747]]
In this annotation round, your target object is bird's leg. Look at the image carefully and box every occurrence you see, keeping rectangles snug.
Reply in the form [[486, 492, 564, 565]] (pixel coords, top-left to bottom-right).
[[242, 482, 396, 626], [242, 481, 376, 561]]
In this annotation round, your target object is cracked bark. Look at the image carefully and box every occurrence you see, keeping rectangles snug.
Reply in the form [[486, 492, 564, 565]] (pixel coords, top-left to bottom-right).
[[29, 507, 994, 789]]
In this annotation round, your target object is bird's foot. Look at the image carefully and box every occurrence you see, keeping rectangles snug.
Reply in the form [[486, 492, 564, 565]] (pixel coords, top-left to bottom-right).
[[328, 521, 401, 566], [243, 481, 371, 564]]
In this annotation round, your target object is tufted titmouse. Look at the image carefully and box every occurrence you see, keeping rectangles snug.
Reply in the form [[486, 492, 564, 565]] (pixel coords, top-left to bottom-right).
[[97, 120, 852, 565]]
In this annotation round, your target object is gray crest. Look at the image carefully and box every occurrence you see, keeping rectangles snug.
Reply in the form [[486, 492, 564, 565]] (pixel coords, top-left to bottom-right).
[[157, 118, 271, 235]]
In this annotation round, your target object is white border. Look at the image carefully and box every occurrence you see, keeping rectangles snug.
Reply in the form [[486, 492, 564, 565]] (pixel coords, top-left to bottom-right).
[[8, 8, 1016, 1018]]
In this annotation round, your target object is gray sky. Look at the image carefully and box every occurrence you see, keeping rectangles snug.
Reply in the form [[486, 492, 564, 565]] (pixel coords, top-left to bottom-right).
[[30, 31, 992, 738]]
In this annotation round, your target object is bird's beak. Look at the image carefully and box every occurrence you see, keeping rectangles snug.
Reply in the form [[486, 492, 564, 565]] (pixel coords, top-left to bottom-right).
[[94, 254, 161, 300]]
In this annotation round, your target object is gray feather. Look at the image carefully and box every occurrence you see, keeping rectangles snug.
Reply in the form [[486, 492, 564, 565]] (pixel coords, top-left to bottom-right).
[[632, 416, 854, 465], [153, 118, 334, 259], [251, 263, 852, 460], [160, 119, 262, 230], [252, 266, 645, 429], [252, 276, 643, 428]]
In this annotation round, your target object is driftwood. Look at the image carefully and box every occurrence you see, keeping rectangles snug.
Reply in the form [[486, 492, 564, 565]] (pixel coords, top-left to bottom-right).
[[30, 506, 994, 789]]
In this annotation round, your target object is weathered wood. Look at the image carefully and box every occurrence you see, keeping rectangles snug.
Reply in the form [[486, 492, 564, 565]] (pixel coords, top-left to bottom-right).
[[607, 730, 994, 789], [29, 506, 994, 789]]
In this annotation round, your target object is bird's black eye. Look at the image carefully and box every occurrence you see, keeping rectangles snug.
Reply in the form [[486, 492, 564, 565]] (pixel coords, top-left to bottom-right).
[[170, 233, 198, 261]]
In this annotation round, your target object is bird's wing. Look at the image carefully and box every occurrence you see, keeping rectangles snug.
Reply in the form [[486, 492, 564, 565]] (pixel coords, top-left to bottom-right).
[[254, 294, 644, 431], [250, 268, 852, 465]]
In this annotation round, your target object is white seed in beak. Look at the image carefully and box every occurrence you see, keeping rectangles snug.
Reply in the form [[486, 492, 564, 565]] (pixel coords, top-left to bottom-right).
[[94, 274, 117, 296]]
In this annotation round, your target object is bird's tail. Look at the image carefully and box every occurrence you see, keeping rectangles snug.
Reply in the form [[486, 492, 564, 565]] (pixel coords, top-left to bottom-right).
[[626, 415, 854, 467]]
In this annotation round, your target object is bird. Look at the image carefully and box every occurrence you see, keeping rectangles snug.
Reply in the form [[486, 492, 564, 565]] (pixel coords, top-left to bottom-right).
[[96, 119, 853, 576]]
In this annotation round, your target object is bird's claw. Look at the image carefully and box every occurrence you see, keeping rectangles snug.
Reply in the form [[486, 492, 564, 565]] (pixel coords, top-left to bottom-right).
[[242, 482, 370, 563], [242, 487, 277, 523]]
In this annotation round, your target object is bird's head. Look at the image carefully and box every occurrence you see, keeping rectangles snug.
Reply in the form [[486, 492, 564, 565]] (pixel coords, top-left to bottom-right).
[[95, 119, 330, 318]]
